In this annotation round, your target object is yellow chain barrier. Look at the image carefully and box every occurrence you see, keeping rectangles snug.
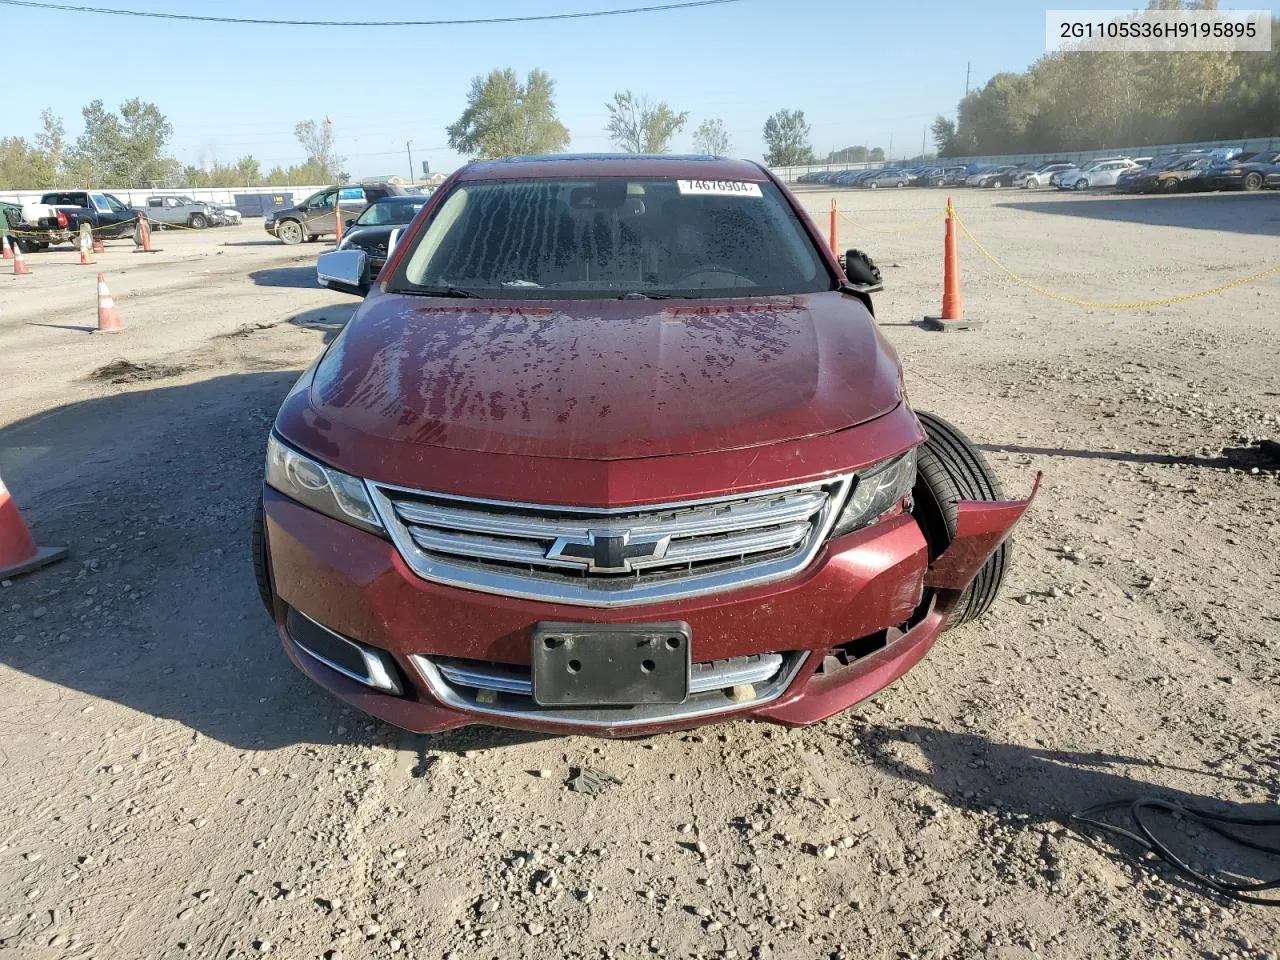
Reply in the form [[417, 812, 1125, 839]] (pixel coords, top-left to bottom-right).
[[838, 209, 947, 235], [954, 213, 1280, 309]]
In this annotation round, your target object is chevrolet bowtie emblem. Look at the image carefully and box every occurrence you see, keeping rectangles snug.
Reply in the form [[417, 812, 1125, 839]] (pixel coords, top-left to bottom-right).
[[545, 530, 671, 574]]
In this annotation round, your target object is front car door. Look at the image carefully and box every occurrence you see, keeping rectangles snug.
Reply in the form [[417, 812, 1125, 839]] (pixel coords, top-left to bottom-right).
[[305, 190, 338, 235]]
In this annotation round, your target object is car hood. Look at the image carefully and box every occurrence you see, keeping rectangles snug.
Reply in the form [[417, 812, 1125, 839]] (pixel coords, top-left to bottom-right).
[[306, 291, 903, 461]]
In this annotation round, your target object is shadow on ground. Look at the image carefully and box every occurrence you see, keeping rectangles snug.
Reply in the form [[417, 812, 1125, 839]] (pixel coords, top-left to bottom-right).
[[249, 264, 322, 289], [976, 442, 1278, 472], [999, 192, 1280, 235], [861, 723, 1280, 899], [0, 373, 539, 753]]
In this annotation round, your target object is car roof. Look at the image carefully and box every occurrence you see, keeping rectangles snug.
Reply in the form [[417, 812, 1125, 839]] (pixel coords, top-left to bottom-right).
[[457, 153, 768, 182]]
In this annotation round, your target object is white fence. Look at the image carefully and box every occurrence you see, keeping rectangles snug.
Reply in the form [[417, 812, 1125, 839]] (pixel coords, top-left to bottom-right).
[[0, 184, 330, 211]]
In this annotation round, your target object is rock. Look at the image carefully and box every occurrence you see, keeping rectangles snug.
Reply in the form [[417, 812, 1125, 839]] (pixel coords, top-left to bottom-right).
[[705, 920, 723, 933], [816, 845, 837, 860], [525, 922, 545, 935]]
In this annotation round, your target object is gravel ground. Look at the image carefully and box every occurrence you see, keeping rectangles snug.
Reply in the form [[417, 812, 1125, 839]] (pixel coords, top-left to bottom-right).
[[1, 191, 1277, 960]]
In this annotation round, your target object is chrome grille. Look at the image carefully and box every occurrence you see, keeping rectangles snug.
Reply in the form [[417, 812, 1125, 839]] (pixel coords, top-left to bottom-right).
[[368, 476, 851, 607], [410, 651, 808, 729]]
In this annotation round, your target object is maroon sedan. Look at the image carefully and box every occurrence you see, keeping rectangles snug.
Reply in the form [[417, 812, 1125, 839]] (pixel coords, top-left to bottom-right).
[[254, 154, 1035, 738]]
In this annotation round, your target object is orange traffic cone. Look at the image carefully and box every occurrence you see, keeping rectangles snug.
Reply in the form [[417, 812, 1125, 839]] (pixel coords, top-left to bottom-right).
[[1, 234, 13, 260], [95, 273, 121, 333], [0, 472, 68, 581], [92, 233, 105, 254], [13, 243, 30, 276], [923, 198, 983, 331], [134, 216, 156, 254]]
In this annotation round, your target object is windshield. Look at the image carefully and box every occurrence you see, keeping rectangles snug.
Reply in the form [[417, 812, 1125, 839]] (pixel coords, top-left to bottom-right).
[[356, 199, 424, 226], [393, 177, 831, 299]]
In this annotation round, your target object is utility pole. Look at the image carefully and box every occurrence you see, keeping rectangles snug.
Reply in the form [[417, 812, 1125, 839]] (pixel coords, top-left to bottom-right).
[[406, 140, 415, 185], [888, 134, 893, 161], [921, 126, 926, 158], [965, 61, 971, 97]]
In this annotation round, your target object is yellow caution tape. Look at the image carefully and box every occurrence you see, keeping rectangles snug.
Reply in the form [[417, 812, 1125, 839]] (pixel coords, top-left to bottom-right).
[[954, 213, 1279, 309], [837, 209, 947, 235]]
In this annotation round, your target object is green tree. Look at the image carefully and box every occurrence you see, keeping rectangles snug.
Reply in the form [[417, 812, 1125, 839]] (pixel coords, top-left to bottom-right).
[[117, 98, 175, 185], [605, 91, 689, 153], [33, 109, 67, 187], [447, 68, 569, 158], [294, 119, 344, 182], [691, 118, 731, 156], [762, 109, 815, 167]]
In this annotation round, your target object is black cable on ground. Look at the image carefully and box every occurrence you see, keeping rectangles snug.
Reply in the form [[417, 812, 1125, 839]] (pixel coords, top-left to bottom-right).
[[1070, 798, 1280, 906]]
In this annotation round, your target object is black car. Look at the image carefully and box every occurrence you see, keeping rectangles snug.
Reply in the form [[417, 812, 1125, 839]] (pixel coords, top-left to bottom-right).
[[321, 195, 427, 293], [1204, 151, 1280, 191]]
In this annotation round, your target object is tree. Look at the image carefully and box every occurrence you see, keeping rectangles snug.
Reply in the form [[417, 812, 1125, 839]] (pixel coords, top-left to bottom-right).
[[447, 68, 570, 158], [930, 116, 958, 157], [691, 118, 731, 156], [605, 91, 689, 153], [34, 109, 67, 187], [761, 109, 815, 167], [294, 118, 344, 182], [117, 98, 175, 185], [71, 99, 122, 186]]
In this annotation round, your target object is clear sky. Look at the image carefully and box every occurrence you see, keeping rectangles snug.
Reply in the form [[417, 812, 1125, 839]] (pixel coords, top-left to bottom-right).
[[0, 0, 1252, 177]]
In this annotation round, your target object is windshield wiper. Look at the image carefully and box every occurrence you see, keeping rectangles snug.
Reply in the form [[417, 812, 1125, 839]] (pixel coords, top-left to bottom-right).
[[412, 284, 483, 299]]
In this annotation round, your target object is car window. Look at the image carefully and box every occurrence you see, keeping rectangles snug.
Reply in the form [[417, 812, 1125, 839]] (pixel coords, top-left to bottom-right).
[[308, 191, 336, 210], [356, 200, 425, 226], [91, 194, 112, 213], [104, 195, 128, 213], [148, 199, 163, 208], [395, 177, 830, 300]]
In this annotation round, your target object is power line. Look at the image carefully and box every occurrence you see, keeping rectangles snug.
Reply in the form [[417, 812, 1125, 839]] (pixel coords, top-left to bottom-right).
[[0, 0, 747, 27]]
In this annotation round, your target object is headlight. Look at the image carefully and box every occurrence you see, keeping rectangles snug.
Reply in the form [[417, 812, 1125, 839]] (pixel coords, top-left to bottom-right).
[[829, 449, 917, 539], [265, 433, 384, 535]]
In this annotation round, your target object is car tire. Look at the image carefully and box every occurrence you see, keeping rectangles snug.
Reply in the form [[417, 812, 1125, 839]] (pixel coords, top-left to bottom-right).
[[911, 411, 1009, 628], [1073, 178, 1089, 191], [277, 219, 305, 245], [870, 182, 878, 189], [1243, 172, 1263, 192], [189, 213, 208, 229], [251, 493, 274, 614], [1160, 178, 1180, 194]]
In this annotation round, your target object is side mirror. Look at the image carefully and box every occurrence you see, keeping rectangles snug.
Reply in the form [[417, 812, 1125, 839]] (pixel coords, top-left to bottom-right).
[[842, 248, 884, 293], [317, 248, 368, 295], [387, 227, 402, 259]]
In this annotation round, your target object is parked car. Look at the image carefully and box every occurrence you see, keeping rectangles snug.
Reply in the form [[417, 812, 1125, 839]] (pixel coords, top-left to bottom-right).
[[1014, 162, 1073, 188], [265, 181, 407, 245], [320, 195, 428, 294], [1057, 158, 1137, 191], [144, 195, 217, 229], [966, 165, 1021, 188], [1202, 151, 1280, 191], [1133, 155, 1213, 193], [14, 190, 141, 249], [864, 168, 910, 188], [259, 154, 1035, 738]]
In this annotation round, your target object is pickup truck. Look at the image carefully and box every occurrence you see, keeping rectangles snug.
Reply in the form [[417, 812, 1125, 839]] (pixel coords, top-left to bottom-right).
[[144, 195, 217, 229], [15, 190, 142, 249]]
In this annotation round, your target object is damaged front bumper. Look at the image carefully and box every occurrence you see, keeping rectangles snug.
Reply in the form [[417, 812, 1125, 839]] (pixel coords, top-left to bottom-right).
[[262, 478, 1038, 737]]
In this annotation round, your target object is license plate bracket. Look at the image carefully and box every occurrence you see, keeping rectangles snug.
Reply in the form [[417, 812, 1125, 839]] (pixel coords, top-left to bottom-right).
[[531, 621, 691, 707]]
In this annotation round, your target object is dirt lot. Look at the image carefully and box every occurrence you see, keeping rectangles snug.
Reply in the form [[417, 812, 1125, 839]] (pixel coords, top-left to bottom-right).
[[1, 191, 1278, 960]]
